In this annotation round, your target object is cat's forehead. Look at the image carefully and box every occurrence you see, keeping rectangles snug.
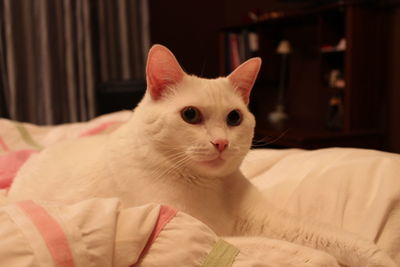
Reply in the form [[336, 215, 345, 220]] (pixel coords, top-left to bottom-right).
[[175, 75, 245, 108]]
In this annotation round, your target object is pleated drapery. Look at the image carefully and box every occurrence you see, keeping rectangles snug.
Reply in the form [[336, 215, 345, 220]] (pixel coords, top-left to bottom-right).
[[0, 0, 150, 124]]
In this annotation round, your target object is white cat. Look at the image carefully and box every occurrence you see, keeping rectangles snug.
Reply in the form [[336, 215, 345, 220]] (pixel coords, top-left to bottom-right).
[[8, 45, 396, 267]]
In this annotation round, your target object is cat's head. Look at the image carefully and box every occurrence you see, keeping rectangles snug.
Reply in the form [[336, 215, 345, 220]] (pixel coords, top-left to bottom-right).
[[137, 44, 261, 178]]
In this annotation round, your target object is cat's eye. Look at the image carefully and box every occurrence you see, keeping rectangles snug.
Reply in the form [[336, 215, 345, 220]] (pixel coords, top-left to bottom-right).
[[227, 109, 242, 126], [181, 106, 203, 124]]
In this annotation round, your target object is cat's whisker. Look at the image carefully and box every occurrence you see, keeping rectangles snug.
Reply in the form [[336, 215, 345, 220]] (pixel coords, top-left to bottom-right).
[[151, 152, 192, 182], [162, 153, 214, 187], [251, 129, 289, 148]]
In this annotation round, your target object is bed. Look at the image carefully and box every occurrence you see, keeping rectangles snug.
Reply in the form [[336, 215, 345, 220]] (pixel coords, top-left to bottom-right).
[[1, 111, 399, 266]]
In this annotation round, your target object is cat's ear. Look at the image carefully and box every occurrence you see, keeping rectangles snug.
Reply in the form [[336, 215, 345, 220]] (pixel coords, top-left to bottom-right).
[[146, 44, 185, 100], [227, 58, 261, 105]]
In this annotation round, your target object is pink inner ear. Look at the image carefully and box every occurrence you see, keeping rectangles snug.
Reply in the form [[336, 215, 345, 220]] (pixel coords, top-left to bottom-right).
[[228, 58, 261, 104], [146, 45, 184, 100]]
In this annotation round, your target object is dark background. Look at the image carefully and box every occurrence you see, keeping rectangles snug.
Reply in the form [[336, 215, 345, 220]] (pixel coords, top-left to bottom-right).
[[147, 0, 400, 153]]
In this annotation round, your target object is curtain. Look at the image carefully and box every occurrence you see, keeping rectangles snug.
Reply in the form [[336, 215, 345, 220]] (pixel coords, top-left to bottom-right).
[[0, 0, 150, 124], [97, 0, 150, 82]]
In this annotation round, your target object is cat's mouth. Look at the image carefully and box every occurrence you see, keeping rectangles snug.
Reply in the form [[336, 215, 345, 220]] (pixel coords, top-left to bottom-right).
[[198, 156, 225, 167], [187, 147, 228, 168]]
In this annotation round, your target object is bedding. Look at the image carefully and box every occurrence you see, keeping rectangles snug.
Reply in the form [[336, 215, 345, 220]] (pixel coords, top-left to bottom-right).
[[1, 111, 399, 266], [0, 199, 273, 267]]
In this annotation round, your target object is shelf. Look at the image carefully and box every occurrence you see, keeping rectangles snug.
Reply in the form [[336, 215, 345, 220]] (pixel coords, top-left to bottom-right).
[[320, 49, 346, 53], [220, 2, 355, 32], [254, 127, 383, 150], [223, 1, 361, 33], [220, 3, 386, 150]]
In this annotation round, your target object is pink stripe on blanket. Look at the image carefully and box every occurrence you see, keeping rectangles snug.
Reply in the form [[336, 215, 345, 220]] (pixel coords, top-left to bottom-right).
[[133, 205, 177, 266], [0, 136, 9, 151], [17, 200, 76, 267], [79, 121, 121, 137], [0, 149, 37, 189]]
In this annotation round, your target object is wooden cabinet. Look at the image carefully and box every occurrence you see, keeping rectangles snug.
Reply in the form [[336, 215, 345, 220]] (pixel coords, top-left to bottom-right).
[[220, 2, 386, 149]]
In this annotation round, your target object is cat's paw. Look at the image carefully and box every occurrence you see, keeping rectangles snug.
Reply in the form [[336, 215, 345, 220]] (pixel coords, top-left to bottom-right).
[[292, 248, 340, 267], [367, 252, 398, 267], [354, 249, 397, 267], [338, 240, 397, 267], [264, 246, 340, 267], [225, 236, 340, 267]]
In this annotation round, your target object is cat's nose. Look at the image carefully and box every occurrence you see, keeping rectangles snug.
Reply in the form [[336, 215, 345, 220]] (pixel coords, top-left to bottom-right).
[[211, 139, 229, 152]]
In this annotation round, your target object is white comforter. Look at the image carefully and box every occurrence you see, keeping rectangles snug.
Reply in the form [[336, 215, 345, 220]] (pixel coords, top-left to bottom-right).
[[1, 111, 399, 266]]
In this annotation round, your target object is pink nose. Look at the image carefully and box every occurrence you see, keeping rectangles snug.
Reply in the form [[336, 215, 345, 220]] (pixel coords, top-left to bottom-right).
[[211, 139, 229, 152]]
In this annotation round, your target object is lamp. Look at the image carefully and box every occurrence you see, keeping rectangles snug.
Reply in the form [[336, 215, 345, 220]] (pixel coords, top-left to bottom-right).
[[268, 40, 291, 129]]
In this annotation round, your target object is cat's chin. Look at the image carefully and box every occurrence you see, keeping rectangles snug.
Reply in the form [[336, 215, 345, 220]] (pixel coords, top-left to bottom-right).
[[199, 157, 226, 168], [190, 156, 234, 177]]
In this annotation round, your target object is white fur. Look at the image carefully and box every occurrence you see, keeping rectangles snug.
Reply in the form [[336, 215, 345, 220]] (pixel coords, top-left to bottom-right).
[[8, 46, 396, 267]]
